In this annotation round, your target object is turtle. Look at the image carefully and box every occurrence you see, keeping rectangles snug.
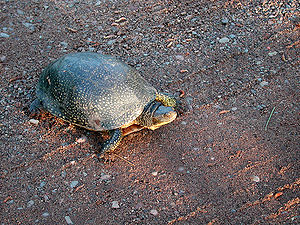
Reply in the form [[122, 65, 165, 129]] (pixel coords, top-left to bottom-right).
[[31, 52, 180, 157]]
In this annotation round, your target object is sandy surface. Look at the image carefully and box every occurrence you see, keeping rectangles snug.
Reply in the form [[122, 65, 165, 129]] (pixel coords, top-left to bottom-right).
[[1, 0, 299, 224]]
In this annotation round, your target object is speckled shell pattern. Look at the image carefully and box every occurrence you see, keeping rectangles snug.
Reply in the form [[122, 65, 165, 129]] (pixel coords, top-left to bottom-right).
[[36, 52, 157, 131]]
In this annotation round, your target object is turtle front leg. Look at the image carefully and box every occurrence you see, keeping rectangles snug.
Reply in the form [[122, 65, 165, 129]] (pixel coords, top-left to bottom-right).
[[98, 128, 123, 157], [29, 98, 42, 116]]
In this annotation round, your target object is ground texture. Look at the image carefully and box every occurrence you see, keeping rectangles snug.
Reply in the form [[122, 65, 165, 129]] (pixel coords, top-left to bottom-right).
[[0, 0, 299, 224]]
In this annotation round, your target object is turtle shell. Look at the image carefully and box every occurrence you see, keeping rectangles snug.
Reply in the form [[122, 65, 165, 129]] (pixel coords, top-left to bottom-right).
[[36, 52, 157, 131]]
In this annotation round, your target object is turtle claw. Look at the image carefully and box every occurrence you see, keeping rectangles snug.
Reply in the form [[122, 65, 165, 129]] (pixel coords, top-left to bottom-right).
[[174, 98, 188, 115]]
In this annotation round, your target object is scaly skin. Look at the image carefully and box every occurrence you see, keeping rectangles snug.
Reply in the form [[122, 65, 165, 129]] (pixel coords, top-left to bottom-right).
[[156, 93, 177, 107]]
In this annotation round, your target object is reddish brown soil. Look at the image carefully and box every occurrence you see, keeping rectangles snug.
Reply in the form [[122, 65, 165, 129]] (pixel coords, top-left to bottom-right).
[[1, 0, 299, 224]]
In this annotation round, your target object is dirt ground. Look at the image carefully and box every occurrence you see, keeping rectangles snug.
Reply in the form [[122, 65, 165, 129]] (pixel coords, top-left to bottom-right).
[[0, 0, 299, 224]]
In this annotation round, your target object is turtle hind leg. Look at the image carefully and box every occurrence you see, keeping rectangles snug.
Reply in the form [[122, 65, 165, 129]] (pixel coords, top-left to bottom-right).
[[29, 98, 42, 116], [97, 128, 123, 157]]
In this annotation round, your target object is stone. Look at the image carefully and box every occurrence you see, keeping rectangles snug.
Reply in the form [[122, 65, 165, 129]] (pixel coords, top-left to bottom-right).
[[70, 181, 79, 188], [251, 175, 260, 182], [65, 216, 74, 224], [150, 209, 158, 216], [27, 200, 34, 208], [260, 81, 269, 87], [221, 18, 229, 24], [29, 119, 39, 125], [219, 37, 230, 43], [112, 201, 120, 209], [268, 51, 277, 56], [0, 33, 10, 38], [151, 171, 158, 176], [42, 212, 49, 217]]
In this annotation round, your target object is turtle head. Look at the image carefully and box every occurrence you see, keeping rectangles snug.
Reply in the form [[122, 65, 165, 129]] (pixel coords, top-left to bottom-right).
[[149, 104, 177, 130], [138, 101, 177, 130]]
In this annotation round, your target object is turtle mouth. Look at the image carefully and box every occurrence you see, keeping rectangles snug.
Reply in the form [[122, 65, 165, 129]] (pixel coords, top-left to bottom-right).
[[148, 110, 177, 130], [168, 110, 178, 122]]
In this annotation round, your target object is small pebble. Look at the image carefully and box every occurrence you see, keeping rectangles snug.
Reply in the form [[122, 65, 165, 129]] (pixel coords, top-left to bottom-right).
[[65, 216, 74, 224], [178, 166, 185, 172], [268, 51, 277, 56], [250, 89, 257, 94], [260, 81, 269, 87], [175, 55, 184, 60], [181, 121, 187, 125], [0, 32, 10, 38], [61, 171, 66, 177], [42, 212, 49, 217], [44, 195, 49, 201], [112, 201, 120, 209], [22, 22, 35, 32], [0, 55, 6, 62], [29, 119, 39, 125], [60, 41, 68, 48], [76, 136, 87, 143], [231, 107, 237, 111], [150, 209, 158, 216], [257, 104, 266, 110], [40, 181, 46, 188], [27, 200, 34, 208], [221, 18, 229, 24], [218, 37, 230, 43], [151, 171, 158, 176], [251, 175, 260, 182], [70, 181, 79, 188], [17, 9, 24, 15], [107, 39, 116, 45], [100, 174, 111, 181]]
